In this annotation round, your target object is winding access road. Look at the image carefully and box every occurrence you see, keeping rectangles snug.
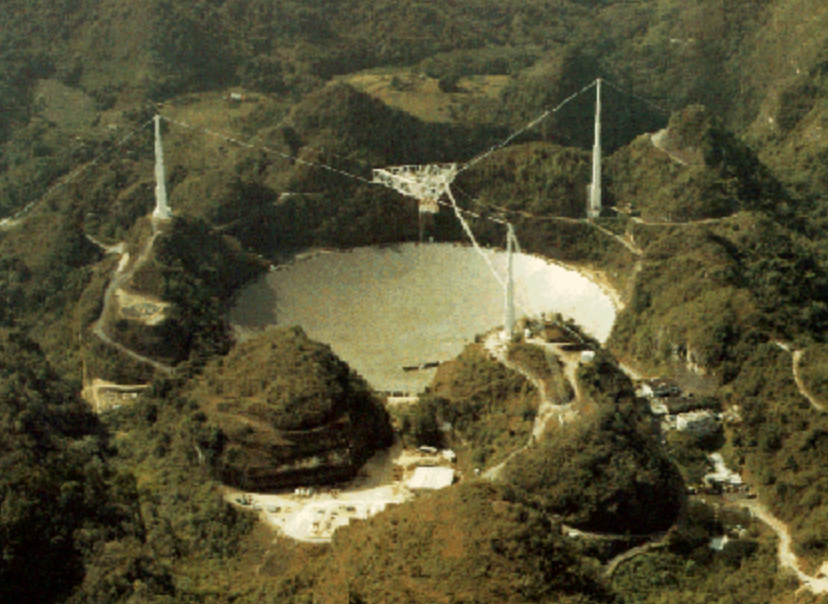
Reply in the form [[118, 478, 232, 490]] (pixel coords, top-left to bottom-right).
[[481, 332, 581, 480], [91, 219, 175, 376], [775, 342, 825, 412], [735, 499, 828, 594], [792, 349, 825, 412]]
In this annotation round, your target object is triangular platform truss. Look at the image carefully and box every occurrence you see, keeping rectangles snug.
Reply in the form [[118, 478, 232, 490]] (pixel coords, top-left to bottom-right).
[[372, 164, 458, 213]]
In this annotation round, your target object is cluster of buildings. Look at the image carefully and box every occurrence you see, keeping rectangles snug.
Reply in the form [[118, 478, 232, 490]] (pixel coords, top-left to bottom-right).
[[639, 378, 753, 496], [638, 378, 721, 437]]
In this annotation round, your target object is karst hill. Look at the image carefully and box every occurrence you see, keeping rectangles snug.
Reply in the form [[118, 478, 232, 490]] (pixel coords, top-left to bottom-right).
[[191, 326, 393, 491]]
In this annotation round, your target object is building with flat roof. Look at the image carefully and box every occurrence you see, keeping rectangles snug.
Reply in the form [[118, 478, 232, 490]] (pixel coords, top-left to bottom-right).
[[408, 467, 455, 491]]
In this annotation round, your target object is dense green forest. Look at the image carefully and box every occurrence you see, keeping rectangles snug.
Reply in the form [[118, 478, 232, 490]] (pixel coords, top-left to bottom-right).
[[1, 0, 828, 602], [503, 354, 684, 536]]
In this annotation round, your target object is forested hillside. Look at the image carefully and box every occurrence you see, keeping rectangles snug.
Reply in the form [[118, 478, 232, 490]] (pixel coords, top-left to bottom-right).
[[1, 0, 828, 602]]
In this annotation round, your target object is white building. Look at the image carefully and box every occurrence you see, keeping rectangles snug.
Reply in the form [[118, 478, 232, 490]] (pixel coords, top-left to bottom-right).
[[408, 467, 455, 491], [639, 379, 680, 398], [441, 449, 457, 463], [704, 453, 743, 487]]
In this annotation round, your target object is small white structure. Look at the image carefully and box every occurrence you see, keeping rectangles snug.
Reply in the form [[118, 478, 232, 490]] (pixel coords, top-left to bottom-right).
[[705, 453, 742, 487], [580, 350, 596, 363], [441, 449, 457, 463], [722, 405, 743, 425], [408, 467, 455, 491], [639, 379, 680, 398], [710, 535, 729, 551]]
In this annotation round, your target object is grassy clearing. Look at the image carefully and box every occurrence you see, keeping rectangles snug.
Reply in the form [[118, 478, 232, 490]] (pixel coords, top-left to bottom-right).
[[34, 79, 98, 130], [342, 70, 508, 123]]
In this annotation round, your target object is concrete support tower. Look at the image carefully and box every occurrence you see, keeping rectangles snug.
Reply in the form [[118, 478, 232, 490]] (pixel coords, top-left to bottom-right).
[[504, 223, 516, 341], [587, 79, 602, 219], [152, 115, 172, 222]]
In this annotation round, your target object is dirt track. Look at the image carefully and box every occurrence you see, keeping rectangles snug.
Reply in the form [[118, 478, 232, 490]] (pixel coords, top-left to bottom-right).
[[740, 499, 828, 594], [792, 349, 825, 412], [91, 218, 175, 376], [481, 332, 582, 480]]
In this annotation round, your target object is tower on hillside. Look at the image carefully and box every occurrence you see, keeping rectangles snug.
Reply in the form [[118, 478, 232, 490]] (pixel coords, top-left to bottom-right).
[[587, 79, 602, 219], [152, 115, 172, 222], [504, 223, 516, 341]]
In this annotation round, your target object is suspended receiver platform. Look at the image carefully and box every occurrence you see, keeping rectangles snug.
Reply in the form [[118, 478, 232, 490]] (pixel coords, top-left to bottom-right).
[[372, 164, 458, 213]]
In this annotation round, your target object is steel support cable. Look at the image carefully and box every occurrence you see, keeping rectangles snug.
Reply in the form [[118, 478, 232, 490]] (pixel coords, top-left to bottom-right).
[[449, 187, 554, 324], [459, 80, 598, 174], [600, 78, 672, 116], [444, 186, 537, 325], [161, 116, 377, 187], [445, 185, 506, 289], [435, 192, 537, 318], [434, 197, 509, 225], [161, 116, 529, 241], [1, 118, 156, 224], [162, 116, 530, 314]]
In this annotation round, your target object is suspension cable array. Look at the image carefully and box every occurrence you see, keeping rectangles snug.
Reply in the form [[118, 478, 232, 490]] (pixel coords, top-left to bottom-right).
[[0, 77, 666, 229], [2, 77, 662, 333], [0, 75, 672, 360]]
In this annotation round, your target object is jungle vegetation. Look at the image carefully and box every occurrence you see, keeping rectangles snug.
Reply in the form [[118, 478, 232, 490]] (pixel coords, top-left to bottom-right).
[[1, 0, 828, 602]]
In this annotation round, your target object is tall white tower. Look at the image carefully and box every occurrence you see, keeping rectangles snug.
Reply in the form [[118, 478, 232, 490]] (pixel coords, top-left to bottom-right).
[[152, 115, 172, 222], [587, 79, 602, 219], [504, 223, 516, 341]]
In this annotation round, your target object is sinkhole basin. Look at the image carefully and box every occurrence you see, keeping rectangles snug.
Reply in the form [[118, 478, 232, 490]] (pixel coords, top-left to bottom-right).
[[228, 243, 617, 393]]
